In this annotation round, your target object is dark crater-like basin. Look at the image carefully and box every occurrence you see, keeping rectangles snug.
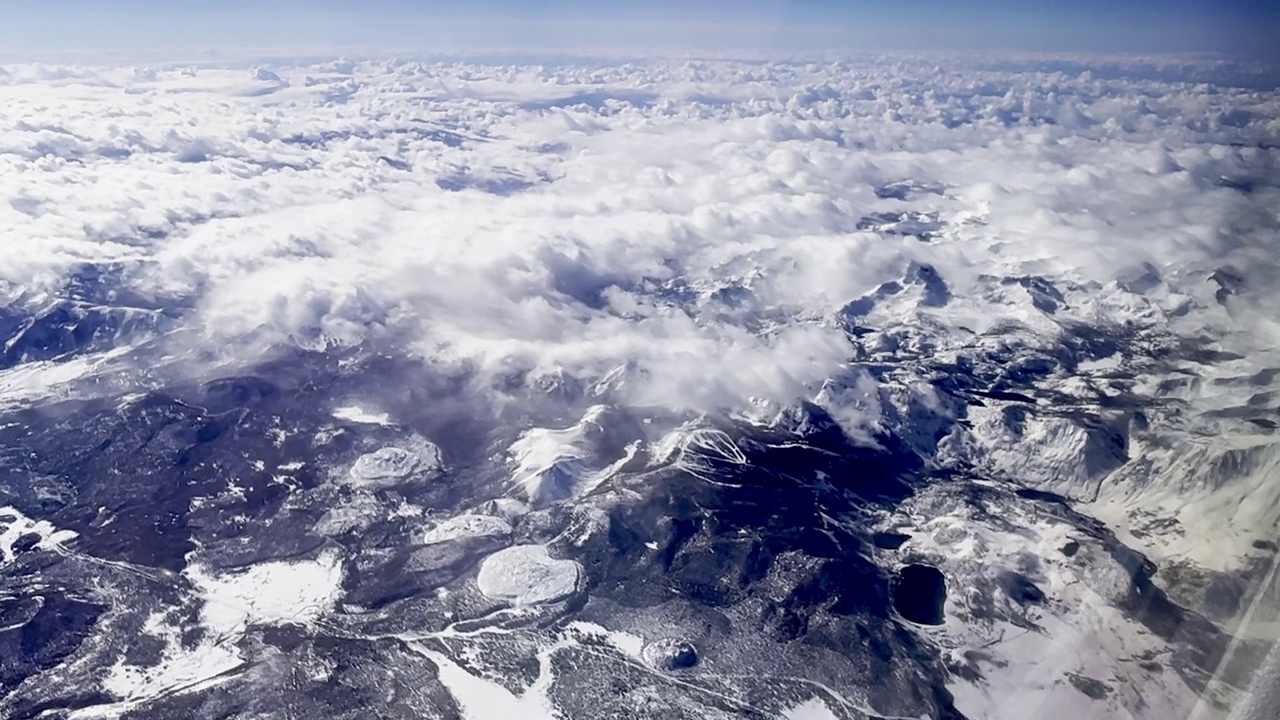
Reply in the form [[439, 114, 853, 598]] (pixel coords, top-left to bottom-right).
[[893, 564, 947, 625], [642, 638, 699, 671]]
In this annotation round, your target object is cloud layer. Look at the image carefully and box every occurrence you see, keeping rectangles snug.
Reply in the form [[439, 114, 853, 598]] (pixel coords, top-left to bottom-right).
[[1, 55, 1277, 421]]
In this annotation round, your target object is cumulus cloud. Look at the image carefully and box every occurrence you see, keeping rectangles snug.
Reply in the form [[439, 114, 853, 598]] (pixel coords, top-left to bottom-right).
[[0, 55, 1277, 423]]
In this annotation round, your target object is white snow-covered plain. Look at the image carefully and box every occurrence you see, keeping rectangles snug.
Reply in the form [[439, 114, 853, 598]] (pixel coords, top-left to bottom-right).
[[0, 52, 1277, 720], [185, 551, 346, 636]]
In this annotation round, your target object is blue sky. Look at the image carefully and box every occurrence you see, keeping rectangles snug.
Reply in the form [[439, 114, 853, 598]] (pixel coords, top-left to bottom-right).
[[3, 0, 1278, 60]]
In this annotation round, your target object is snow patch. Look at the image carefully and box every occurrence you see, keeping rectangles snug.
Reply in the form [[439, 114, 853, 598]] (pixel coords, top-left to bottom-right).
[[891, 485, 1206, 720], [0, 506, 78, 563], [565, 621, 645, 659], [964, 404, 1128, 502], [508, 405, 635, 506], [414, 644, 559, 720], [783, 698, 841, 720], [95, 611, 242, 712], [332, 405, 393, 425], [0, 345, 134, 411], [652, 422, 751, 484], [423, 514, 513, 544], [1090, 437, 1280, 572], [186, 550, 345, 637], [476, 544, 581, 606]]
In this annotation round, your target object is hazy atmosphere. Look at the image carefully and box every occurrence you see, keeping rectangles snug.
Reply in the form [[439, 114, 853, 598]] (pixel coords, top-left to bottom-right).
[[4, 0, 1280, 59]]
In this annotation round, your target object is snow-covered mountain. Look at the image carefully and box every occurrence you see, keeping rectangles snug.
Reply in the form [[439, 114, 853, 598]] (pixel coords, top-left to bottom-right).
[[0, 53, 1277, 719]]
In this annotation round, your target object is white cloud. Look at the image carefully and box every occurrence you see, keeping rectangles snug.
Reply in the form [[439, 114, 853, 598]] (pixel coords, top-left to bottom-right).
[[0, 55, 1276, 425]]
